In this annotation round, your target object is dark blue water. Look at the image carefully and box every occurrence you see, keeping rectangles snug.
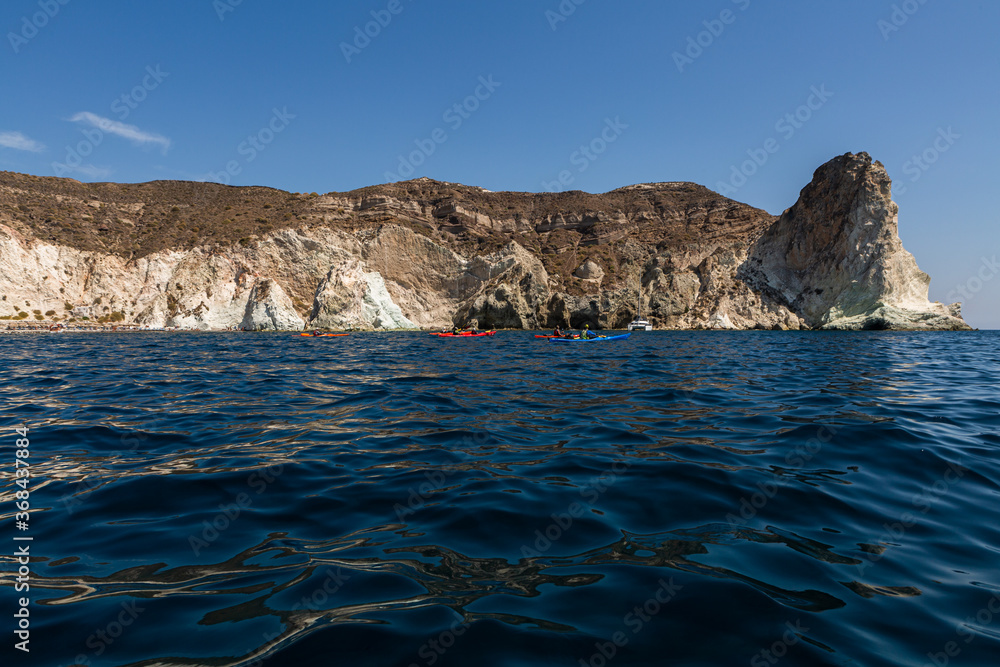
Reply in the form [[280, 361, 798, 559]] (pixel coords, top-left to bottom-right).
[[2, 331, 1000, 667]]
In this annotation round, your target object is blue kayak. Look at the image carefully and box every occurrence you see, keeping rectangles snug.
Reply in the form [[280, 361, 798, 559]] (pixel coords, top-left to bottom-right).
[[549, 333, 631, 343]]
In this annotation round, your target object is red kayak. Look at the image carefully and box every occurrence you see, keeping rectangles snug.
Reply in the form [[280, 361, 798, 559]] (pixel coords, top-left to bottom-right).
[[430, 331, 496, 337], [299, 333, 349, 337]]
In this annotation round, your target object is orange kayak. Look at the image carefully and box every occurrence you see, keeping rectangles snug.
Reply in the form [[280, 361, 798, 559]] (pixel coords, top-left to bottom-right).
[[299, 333, 349, 337]]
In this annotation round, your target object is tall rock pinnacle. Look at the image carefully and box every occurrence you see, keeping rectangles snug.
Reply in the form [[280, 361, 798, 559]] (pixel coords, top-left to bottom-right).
[[739, 152, 969, 330]]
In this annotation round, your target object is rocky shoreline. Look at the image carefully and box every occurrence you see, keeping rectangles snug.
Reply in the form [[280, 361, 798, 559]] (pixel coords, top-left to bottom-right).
[[0, 152, 969, 332]]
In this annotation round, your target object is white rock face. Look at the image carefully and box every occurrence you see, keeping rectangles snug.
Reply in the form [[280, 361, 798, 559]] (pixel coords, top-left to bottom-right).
[[310, 261, 416, 330], [707, 311, 736, 329], [0, 223, 447, 330], [240, 279, 304, 331], [361, 272, 416, 329], [739, 152, 970, 330], [357, 225, 469, 328]]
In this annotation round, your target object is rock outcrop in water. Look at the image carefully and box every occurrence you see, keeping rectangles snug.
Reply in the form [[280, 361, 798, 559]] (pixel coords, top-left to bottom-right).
[[739, 153, 968, 330], [0, 152, 968, 330]]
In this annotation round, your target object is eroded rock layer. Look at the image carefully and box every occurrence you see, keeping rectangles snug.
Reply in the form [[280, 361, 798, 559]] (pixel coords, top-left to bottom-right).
[[0, 153, 968, 330], [738, 152, 968, 330]]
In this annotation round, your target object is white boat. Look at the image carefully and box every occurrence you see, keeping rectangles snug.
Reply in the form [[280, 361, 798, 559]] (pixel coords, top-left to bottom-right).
[[627, 317, 652, 331], [627, 287, 653, 331]]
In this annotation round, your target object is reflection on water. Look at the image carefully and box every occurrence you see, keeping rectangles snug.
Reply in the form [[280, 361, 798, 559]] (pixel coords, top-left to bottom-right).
[[1, 331, 999, 666]]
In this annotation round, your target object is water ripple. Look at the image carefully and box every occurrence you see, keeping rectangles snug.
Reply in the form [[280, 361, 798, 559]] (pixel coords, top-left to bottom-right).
[[1, 331, 999, 666]]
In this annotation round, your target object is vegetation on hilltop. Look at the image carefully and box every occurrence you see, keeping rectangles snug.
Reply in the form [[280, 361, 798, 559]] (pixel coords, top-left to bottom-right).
[[0, 172, 775, 295]]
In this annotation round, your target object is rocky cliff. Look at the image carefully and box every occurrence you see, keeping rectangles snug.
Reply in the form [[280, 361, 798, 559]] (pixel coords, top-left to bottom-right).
[[0, 152, 969, 330], [738, 153, 968, 330]]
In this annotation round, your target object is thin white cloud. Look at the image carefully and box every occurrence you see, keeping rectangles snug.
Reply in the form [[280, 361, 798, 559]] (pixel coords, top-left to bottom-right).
[[70, 112, 171, 153], [0, 131, 45, 152]]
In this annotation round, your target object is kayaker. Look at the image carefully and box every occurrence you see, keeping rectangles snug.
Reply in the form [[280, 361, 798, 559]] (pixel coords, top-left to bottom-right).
[[451, 325, 460, 335], [552, 327, 563, 336], [580, 324, 596, 339]]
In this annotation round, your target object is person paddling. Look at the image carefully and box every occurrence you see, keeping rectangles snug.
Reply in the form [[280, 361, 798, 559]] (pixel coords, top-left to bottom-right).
[[580, 324, 596, 339], [552, 327, 563, 337]]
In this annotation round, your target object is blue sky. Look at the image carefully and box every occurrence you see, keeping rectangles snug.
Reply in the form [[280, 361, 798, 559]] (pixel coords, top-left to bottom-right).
[[2, 0, 998, 327]]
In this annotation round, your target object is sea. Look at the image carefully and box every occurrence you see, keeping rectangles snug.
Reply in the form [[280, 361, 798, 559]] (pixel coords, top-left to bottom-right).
[[2, 330, 999, 667]]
